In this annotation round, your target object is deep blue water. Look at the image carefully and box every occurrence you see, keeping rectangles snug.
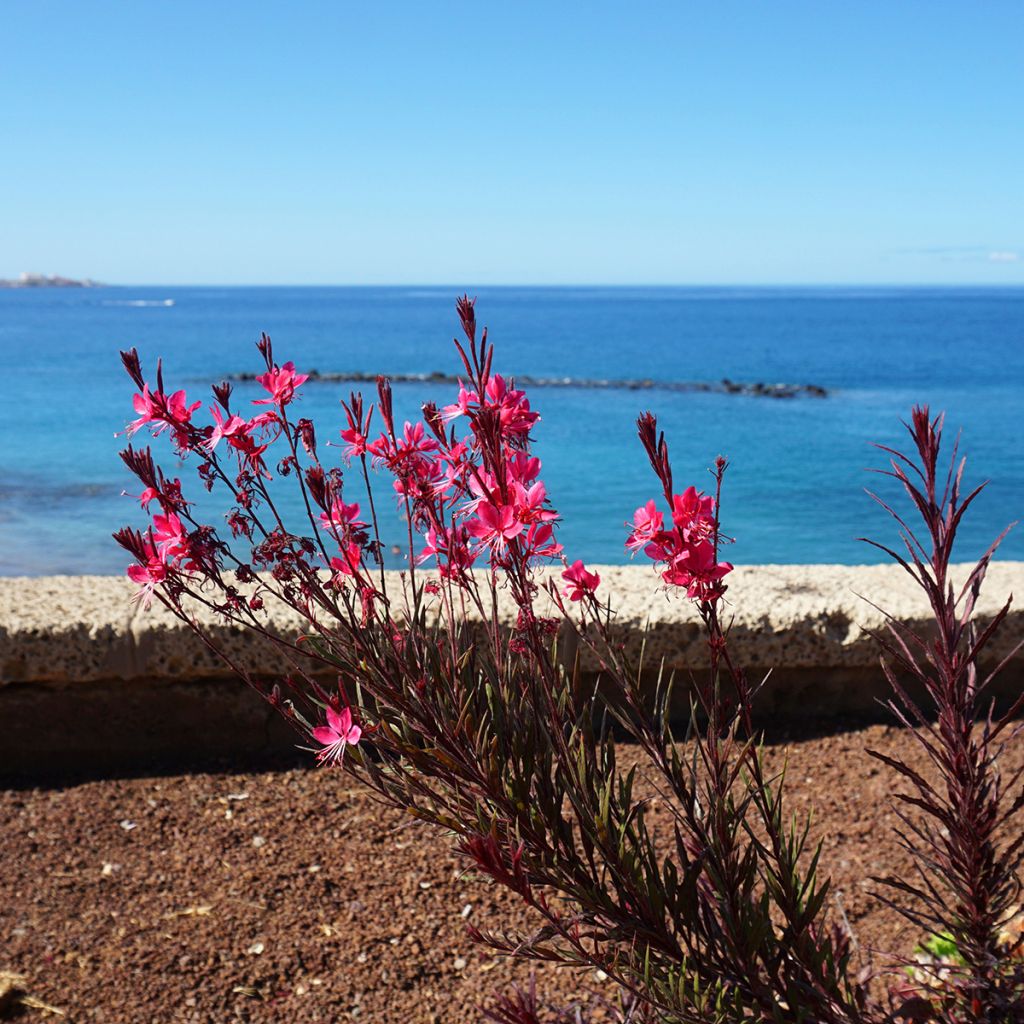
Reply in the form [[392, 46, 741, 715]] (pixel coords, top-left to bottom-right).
[[1, 285, 1022, 575]]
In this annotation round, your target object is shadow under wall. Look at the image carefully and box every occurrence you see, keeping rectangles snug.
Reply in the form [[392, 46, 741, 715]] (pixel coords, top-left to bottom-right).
[[3, 657, 1021, 785]]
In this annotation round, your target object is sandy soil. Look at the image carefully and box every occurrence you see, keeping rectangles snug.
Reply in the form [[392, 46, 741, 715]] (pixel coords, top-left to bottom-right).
[[2, 723, 1020, 1023]]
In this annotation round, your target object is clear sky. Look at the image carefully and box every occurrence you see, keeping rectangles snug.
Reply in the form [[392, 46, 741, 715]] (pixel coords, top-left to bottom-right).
[[2, 1, 1022, 285]]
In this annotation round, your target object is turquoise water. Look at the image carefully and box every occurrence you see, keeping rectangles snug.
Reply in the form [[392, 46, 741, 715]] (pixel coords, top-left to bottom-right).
[[1, 285, 1021, 575]]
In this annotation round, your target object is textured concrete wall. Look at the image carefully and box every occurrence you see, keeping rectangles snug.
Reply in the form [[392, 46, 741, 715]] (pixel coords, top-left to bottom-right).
[[2, 564, 1022, 773], [3, 564, 1022, 683]]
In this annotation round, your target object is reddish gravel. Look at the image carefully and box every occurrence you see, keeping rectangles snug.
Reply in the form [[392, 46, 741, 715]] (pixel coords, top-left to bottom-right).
[[2, 723, 1022, 1023]]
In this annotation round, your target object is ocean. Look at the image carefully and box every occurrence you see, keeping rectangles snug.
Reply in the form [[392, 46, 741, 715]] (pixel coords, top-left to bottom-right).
[[1, 285, 1021, 576]]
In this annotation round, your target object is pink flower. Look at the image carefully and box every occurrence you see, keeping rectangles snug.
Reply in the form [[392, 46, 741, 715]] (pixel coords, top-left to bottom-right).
[[312, 704, 362, 766], [562, 560, 600, 601], [671, 486, 716, 540], [506, 452, 542, 484], [128, 385, 160, 434], [319, 499, 365, 534], [126, 545, 168, 608], [626, 500, 664, 551], [417, 525, 447, 565], [417, 525, 477, 576], [165, 389, 202, 426], [152, 512, 188, 562], [223, 423, 270, 477], [442, 382, 478, 422], [248, 410, 280, 432], [511, 479, 557, 525], [484, 374, 539, 438], [466, 502, 524, 549], [662, 541, 733, 600], [206, 406, 248, 451], [330, 542, 364, 581], [127, 486, 160, 510], [462, 469, 500, 515], [430, 442, 471, 497], [339, 426, 367, 461], [395, 421, 439, 460], [369, 421, 439, 469], [128, 385, 201, 438], [254, 362, 309, 406], [524, 523, 562, 560], [366, 432, 395, 465]]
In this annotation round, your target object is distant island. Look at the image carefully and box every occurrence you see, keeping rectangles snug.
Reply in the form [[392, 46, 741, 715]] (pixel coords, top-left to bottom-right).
[[0, 272, 103, 288]]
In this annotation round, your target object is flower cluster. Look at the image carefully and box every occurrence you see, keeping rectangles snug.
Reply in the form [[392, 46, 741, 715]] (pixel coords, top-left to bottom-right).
[[116, 301, 610, 717], [626, 484, 733, 599], [326, 300, 570, 590], [626, 413, 734, 600]]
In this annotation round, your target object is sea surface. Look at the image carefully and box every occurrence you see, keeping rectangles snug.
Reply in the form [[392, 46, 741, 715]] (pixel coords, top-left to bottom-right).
[[1, 286, 1022, 576]]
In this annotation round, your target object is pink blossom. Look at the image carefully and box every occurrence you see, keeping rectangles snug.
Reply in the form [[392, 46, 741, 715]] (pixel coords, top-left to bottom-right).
[[166, 389, 201, 425], [626, 500, 664, 551], [128, 385, 160, 435], [254, 362, 309, 406], [366, 432, 395, 466], [395, 421, 439, 460], [312, 704, 362, 766], [506, 452, 542, 484], [524, 523, 562, 561], [662, 540, 733, 600], [339, 426, 367, 461], [319, 499, 365, 534], [126, 486, 160, 511], [126, 544, 168, 608], [562, 560, 600, 601], [671, 486, 716, 539], [442, 382, 478, 422], [418, 524, 477, 576], [152, 512, 189, 562], [484, 374, 539, 438], [430, 442, 471, 496], [462, 469, 500, 515], [629, 482, 732, 599], [391, 457, 446, 505], [466, 502, 524, 549], [417, 525, 447, 565], [330, 542, 364, 581], [206, 406, 249, 451], [248, 410, 280, 432], [368, 421, 439, 468], [511, 480, 557, 526], [128, 385, 201, 438]]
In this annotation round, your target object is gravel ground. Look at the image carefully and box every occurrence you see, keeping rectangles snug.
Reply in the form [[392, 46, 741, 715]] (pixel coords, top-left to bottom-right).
[[2, 723, 1021, 1023]]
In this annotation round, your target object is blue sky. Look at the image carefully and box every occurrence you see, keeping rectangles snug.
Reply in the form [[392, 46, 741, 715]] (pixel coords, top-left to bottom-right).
[[2, 2, 1022, 285]]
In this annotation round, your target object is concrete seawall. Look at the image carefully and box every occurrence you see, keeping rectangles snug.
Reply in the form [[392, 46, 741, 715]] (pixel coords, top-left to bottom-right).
[[2, 564, 1022, 774]]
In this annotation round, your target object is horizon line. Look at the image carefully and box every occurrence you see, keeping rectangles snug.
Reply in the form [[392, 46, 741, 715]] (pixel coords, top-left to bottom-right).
[[7, 280, 1024, 290]]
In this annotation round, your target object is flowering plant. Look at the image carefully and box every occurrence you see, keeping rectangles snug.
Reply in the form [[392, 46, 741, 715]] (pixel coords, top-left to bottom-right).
[[116, 298, 1021, 1022]]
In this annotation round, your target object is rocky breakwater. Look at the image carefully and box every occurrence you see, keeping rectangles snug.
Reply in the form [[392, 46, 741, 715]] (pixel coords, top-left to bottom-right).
[[229, 370, 829, 400]]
